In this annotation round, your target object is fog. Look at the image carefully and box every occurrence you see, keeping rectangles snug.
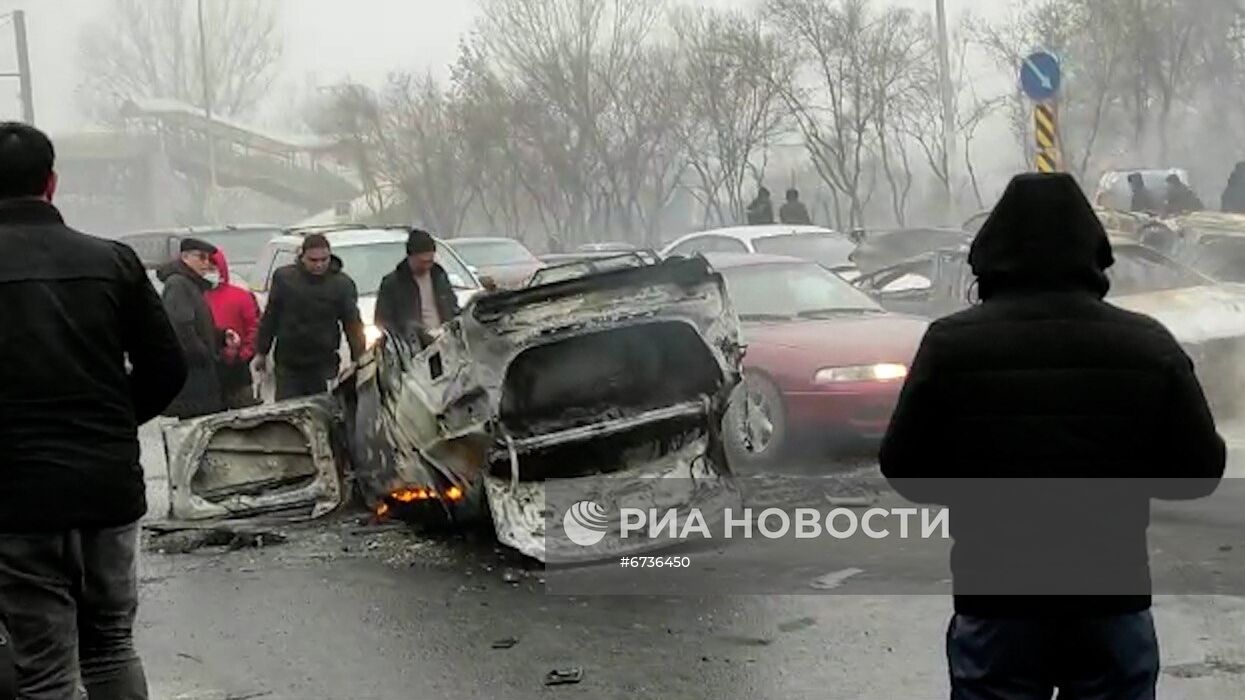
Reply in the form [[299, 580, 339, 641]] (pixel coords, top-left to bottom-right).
[[0, 0, 1004, 133]]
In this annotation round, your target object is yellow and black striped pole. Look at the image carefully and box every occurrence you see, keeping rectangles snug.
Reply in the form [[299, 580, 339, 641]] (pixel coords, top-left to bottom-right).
[[1034, 103, 1059, 173]]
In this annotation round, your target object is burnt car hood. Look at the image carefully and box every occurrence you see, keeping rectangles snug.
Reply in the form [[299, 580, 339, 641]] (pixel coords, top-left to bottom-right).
[[163, 397, 347, 522]]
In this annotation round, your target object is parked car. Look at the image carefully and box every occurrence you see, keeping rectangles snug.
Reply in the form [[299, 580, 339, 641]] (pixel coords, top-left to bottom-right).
[[662, 225, 856, 274], [119, 223, 285, 292], [252, 226, 483, 353], [853, 237, 1245, 413], [703, 253, 927, 467], [578, 242, 637, 253], [446, 236, 544, 288], [849, 227, 972, 277]]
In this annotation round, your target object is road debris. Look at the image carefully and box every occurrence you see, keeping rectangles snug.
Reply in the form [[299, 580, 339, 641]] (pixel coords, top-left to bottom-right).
[[543, 667, 584, 686], [491, 637, 519, 649], [810, 567, 865, 590], [144, 523, 288, 554]]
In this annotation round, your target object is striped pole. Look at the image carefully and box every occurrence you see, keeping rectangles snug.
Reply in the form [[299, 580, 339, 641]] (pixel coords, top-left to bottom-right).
[[1034, 103, 1059, 173]]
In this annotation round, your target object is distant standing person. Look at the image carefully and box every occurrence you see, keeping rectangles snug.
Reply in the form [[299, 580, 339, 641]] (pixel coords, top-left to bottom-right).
[[881, 173, 1225, 700], [779, 188, 812, 224], [375, 228, 461, 347], [1128, 172, 1159, 213], [158, 238, 237, 418], [206, 248, 261, 409], [1164, 173, 1204, 216], [746, 187, 774, 225], [0, 122, 187, 699], [254, 234, 366, 401], [1221, 162, 1245, 214]]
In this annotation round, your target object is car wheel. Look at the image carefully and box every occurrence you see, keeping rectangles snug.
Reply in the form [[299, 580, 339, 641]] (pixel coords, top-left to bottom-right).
[[724, 372, 789, 471]]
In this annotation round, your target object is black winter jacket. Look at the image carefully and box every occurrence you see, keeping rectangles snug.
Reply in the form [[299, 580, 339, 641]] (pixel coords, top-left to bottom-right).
[[0, 199, 186, 532], [158, 261, 224, 418], [374, 261, 460, 343], [257, 258, 366, 373], [880, 173, 1225, 618]]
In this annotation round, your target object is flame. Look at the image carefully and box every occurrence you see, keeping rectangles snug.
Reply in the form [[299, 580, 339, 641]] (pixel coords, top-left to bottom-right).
[[383, 485, 466, 507], [375, 502, 390, 519]]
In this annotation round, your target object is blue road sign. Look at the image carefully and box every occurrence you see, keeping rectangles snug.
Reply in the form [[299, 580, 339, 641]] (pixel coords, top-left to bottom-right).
[[1019, 51, 1061, 101]]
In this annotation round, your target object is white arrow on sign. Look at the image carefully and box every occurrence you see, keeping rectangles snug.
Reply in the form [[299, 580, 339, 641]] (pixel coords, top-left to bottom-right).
[[1025, 56, 1053, 90]]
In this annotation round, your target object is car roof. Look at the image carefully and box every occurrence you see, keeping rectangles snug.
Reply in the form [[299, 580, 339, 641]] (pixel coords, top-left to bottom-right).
[[700, 252, 812, 269], [449, 236, 525, 244], [269, 228, 421, 248], [682, 224, 840, 243]]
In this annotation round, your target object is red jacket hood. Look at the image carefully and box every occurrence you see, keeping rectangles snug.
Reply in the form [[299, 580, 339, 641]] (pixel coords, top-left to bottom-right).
[[209, 249, 233, 284]]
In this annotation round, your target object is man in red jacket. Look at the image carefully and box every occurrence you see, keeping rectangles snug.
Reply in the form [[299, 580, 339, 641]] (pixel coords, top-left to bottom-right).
[[205, 248, 261, 408]]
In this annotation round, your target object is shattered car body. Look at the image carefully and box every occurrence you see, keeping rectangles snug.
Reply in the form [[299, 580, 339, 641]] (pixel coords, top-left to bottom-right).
[[163, 396, 348, 521], [853, 238, 1245, 412], [165, 256, 745, 562]]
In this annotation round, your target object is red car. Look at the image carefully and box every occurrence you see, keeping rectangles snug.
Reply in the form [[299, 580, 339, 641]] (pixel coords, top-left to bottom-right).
[[703, 253, 929, 467]]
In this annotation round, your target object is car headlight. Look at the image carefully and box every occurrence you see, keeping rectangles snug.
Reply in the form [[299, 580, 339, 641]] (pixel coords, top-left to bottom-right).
[[364, 324, 384, 348], [813, 363, 908, 384]]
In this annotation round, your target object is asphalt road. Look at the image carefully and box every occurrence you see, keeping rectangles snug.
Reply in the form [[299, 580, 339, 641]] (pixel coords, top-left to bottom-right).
[[134, 424, 1245, 699]]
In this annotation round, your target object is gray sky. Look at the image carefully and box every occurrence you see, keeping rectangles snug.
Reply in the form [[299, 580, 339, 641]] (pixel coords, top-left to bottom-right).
[[0, 0, 1002, 134]]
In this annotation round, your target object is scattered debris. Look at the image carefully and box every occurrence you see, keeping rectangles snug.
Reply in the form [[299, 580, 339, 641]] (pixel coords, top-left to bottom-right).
[[777, 617, 817, 633], [1219, 544, 1234, 552], [502, 569, 521, 585], [544, 667, 584, 686], [176, 652, 203, 663], [810, 567, 865, 591], [1164, 657, 1245, 679], [144, 523, 288, 555], [491, 637, 519, 649]]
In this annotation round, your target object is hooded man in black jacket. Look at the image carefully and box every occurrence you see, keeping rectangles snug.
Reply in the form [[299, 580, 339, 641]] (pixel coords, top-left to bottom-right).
[[880, 173, 1225, 700], [159, 237, 236, 418], [0, 123, 186, 700], [375, 228, 461, 347], [254, 234, 366, 400]]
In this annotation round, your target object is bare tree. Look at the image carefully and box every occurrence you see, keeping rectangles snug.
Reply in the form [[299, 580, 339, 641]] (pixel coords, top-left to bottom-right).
[[78, 0, 283, 120], [673, 7, 792, 227], [767, 0, 926, 229]]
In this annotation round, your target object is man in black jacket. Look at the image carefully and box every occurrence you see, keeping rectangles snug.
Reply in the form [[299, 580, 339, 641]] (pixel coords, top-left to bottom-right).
[[254, 234, 366, 400], [375, 228, 461, 346], [880, 173, 1225, 700], [0, 123, 186, 700], [158, 238, 236, 418]]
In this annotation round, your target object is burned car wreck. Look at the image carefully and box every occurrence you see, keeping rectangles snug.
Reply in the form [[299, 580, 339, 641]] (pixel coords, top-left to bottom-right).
[[162, 255, 745, 562]]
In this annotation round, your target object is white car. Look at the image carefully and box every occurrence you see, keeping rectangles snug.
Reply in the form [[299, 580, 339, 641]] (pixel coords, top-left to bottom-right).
[[252, 226, 484, 373], [661, 225, 857, 274]]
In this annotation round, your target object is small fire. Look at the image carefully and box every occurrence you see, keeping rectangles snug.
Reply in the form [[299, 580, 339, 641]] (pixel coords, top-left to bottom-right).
[[391, 487, 435, 503], [375, 502, 390, 519], [445, 486, 464, 501], [380, 485, 466, 512]]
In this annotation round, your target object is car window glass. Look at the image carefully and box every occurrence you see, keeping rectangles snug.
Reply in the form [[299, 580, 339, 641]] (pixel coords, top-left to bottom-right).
[[266, 250, 297, 290]]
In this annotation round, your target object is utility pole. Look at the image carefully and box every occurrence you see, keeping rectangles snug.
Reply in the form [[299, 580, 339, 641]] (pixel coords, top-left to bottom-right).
[[935, 0, 956, 223], [13, 10, 32, 124], [197, 0, 219, 221]]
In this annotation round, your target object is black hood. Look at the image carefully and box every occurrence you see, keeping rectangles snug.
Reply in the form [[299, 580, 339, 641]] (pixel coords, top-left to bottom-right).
[[969, 173, 1114, 300]]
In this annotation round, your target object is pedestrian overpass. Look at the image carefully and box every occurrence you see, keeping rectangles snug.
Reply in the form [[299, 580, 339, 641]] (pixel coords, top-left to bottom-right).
[[117, 98, 359, 213]]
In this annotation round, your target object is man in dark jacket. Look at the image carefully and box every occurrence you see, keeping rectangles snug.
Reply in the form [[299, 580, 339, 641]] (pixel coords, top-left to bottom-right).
[[254, 234, 366, 400], [746, 187, 774, 225], [375, 228, 461, 346], [1128, 172, 1159, 213], [880, 173, 1225, 700], [779, 188, 812, 224], [1164, 173, 1204, 216], [1222, 162, 1245, 214], [159, 238, 236, 418], [0, 123, 186, 700]]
